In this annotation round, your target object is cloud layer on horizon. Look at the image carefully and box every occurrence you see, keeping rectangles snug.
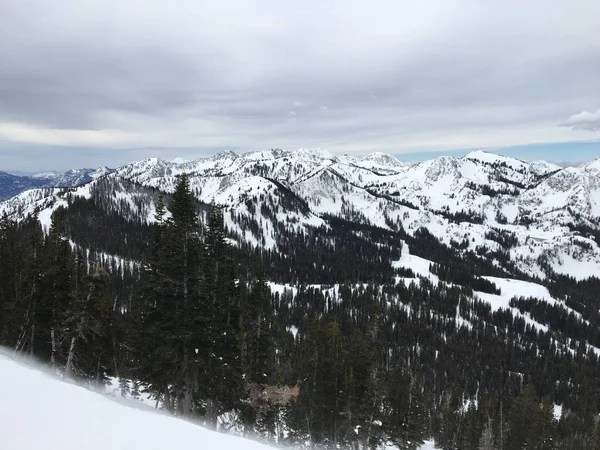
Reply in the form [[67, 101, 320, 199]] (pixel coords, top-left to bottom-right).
[[0, 0, 599, 169]]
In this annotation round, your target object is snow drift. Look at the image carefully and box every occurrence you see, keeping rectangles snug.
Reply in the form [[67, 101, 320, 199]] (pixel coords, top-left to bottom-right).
[[0, 352, 271, 450], [0, 351, 441, 450]]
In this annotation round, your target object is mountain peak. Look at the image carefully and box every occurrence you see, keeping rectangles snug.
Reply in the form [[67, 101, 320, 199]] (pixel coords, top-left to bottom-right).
[[212, 150, 238, 160], [361, 152, 405, 168], [580, 157, 600, 172], [463, 150, 531, 172]]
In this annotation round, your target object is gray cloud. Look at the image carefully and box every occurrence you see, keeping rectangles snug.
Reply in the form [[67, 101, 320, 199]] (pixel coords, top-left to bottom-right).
[[561, 110, 600, 132], [1, 0, 599, 170]]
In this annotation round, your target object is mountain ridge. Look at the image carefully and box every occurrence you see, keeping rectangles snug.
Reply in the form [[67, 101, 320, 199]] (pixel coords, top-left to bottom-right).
[[2, 148, 599, 281], [0, 166, 114, 200]]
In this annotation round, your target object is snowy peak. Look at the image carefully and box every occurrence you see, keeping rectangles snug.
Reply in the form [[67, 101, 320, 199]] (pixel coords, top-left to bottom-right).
[[581, 157, 600, 173], [463, 150, 526, 168], [359, 152, 405, 172], [529, 160, 562, 176], [44, 166, 113, 188]]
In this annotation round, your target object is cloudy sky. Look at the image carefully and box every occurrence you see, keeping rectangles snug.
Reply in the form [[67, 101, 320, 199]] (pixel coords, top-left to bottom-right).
[[1, 0, 599, 170]]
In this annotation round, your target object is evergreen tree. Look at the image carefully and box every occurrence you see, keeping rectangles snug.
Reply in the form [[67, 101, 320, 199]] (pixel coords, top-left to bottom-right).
[[200, 202, 243, 425], [65, 261, 113, 381], [130, 194, 174, 407], [38, 210, 74, 366], [386, 367, 427, 450]]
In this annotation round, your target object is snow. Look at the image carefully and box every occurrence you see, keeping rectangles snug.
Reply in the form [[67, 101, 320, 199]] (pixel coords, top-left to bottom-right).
[[463, 150, 528, 171], [477, 277, 556, 309], [386, 440, 441, 450], [286, 325, 299, 338], [551, 253, 600, 281], [392, 242, 436, 279], [554, 403, 563, 421], [473, 276, 590, 333], [0, 352, 271, 450]]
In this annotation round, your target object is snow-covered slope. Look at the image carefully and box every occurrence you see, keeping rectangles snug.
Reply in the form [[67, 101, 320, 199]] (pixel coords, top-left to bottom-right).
[[0, 352, 441, 450], [0, 352, 272, 450]]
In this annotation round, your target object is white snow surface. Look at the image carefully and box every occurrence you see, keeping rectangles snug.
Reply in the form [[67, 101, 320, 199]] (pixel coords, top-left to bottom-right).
[[554, 404, 563, 421], [0, 353, 272, 450], [0, 352, 440, 450], [386, 440, 440, 450]]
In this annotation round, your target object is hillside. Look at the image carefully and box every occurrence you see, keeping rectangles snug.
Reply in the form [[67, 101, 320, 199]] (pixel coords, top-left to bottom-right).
[[1, 149, 600, 449]]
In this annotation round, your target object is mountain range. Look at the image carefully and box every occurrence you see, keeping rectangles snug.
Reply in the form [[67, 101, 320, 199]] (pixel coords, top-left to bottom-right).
[[2, 148, 600, 448], [2, 149, 599, 281]]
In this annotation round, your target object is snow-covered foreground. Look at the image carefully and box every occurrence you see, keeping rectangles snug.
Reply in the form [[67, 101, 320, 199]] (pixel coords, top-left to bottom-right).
[[0, 353, 270, 450], [0, 353, 441, 450]]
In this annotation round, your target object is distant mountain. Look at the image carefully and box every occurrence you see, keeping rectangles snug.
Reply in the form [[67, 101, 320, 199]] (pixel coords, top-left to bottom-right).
[[0, 172, 50, 200], [39, 166, 113, 188], [0, 167, 113, 200]]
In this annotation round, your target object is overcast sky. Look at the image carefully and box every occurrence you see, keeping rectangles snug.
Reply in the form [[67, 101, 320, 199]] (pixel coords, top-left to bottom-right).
[[1, 0, 599, 170]]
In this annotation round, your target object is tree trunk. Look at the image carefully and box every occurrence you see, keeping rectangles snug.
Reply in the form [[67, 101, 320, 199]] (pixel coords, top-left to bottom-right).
[[50, 328, 57, 366], [163, 387, 172, 413], [65, 336, 77, 378], [29, 323, 35, 355], [206, 398, 218, 429]]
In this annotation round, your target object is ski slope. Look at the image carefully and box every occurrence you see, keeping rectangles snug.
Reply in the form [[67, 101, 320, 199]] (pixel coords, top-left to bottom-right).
[[0, 352, 441, 450], [0, 353, 270, 450]]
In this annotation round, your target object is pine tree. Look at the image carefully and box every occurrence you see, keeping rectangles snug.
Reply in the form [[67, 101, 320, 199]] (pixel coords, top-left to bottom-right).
[[131, 174, 201, 413], [385, 367, 427, 450], [14, 215, 45, 355], [242, 259, 275, 385], [286, 319, 344, 447], [200, 201, 244, 425], [38, 210, 74, 366], [65, 262, 113, 382]]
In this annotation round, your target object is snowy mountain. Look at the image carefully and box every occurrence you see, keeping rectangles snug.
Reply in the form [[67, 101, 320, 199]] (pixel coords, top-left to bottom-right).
[[0, 171, 49, 200], [0, 167, 113, 200], [1, 149, 600, 280], [98, 149, 600, 279], [37, 166, 113, 188]]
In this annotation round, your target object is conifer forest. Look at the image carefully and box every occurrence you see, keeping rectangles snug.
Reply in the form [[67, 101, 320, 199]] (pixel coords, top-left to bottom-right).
[[2, 172, 600, 450]]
